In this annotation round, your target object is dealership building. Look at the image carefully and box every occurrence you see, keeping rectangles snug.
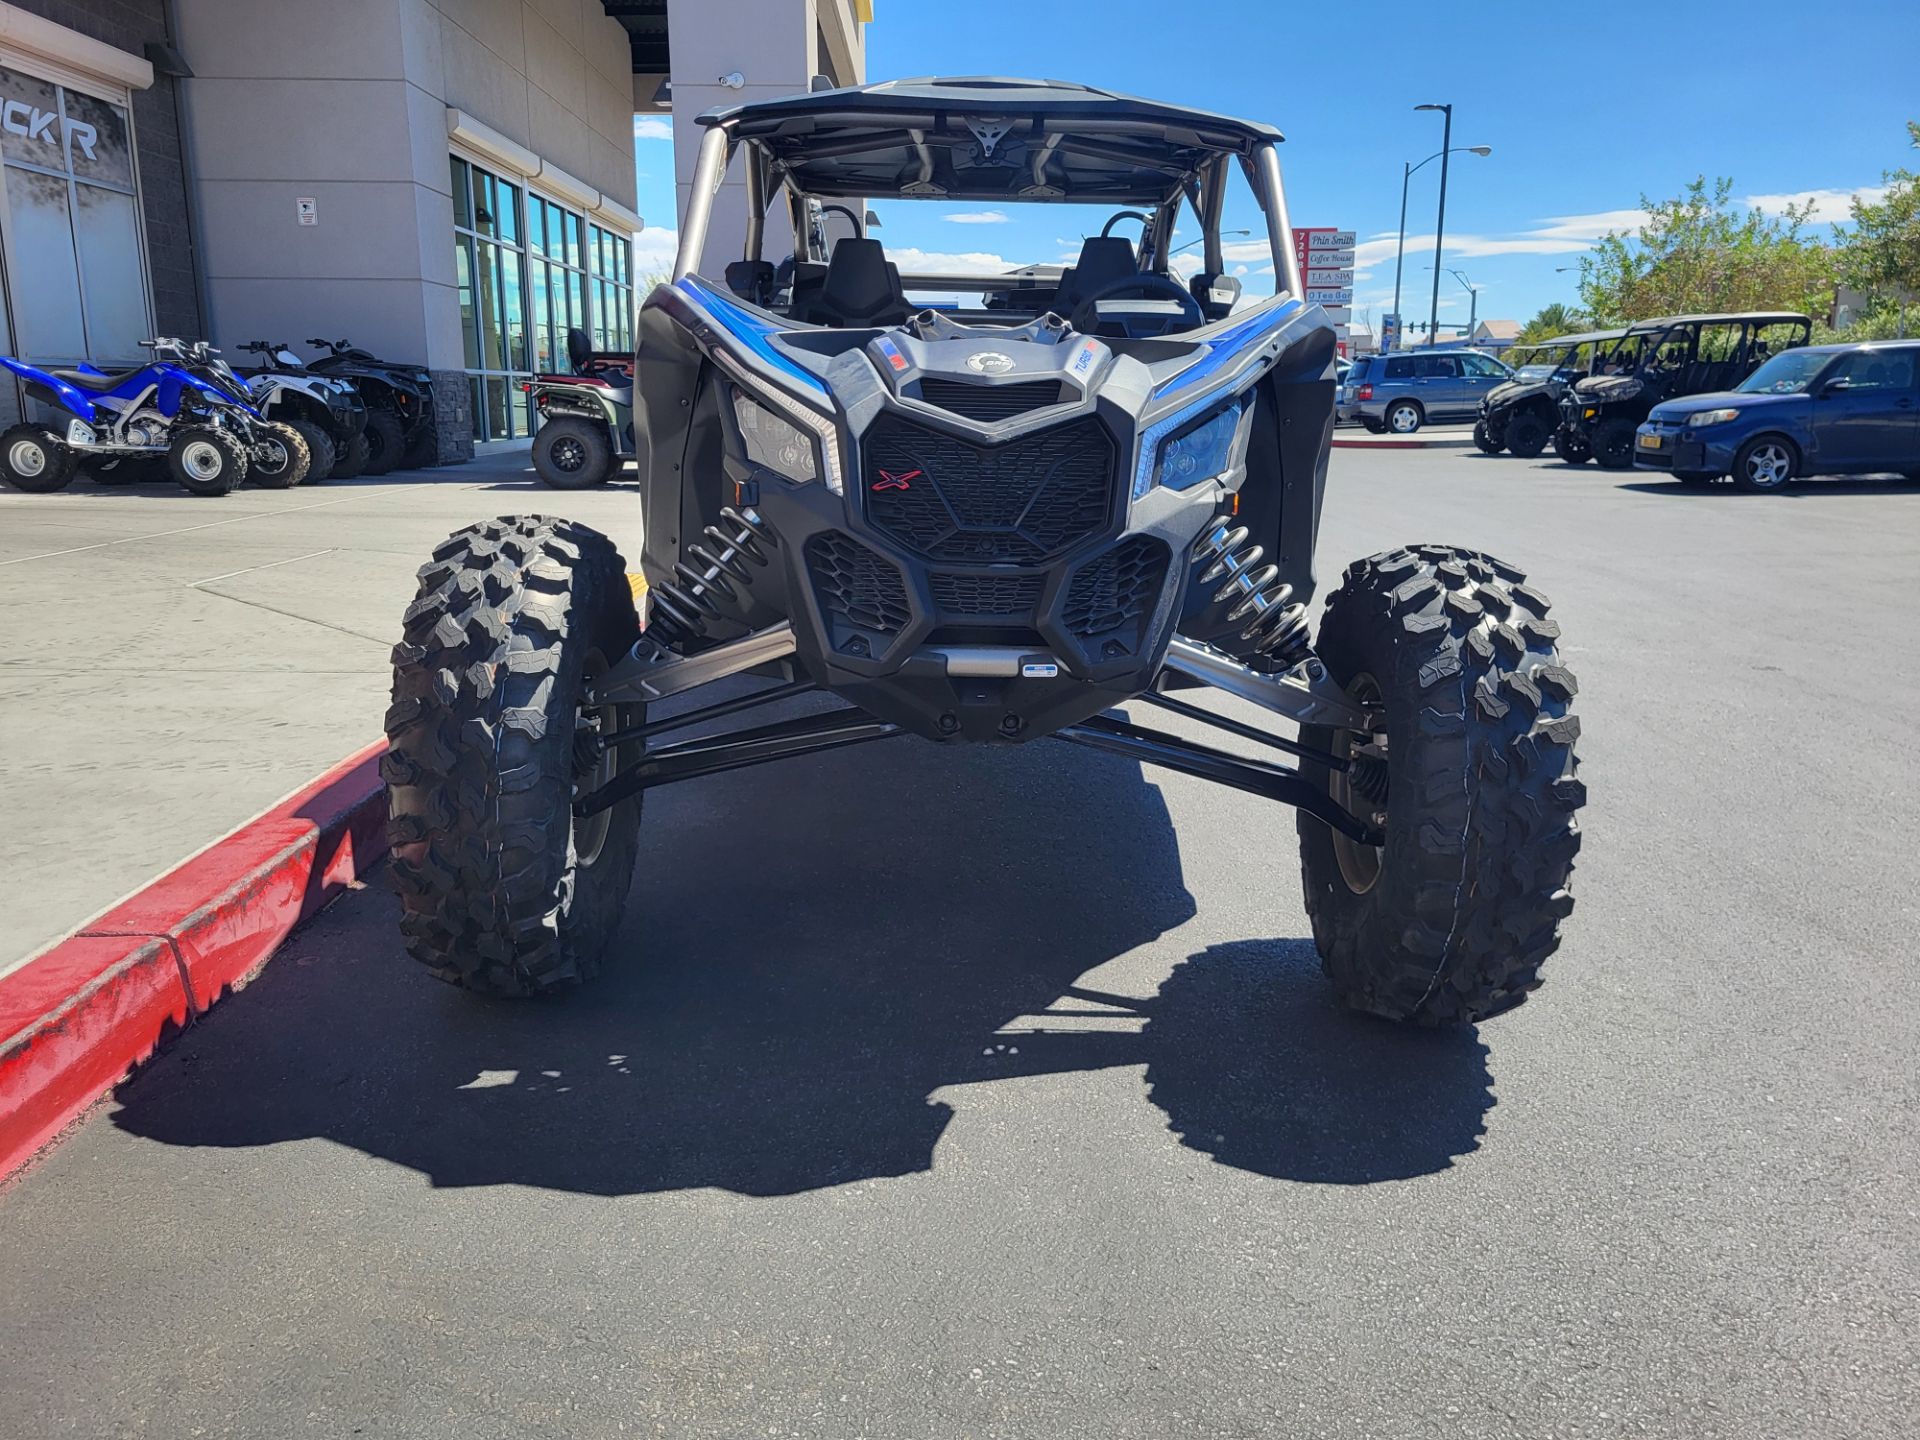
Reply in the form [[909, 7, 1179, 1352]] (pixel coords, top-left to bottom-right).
[[0, 0, 870, 460]]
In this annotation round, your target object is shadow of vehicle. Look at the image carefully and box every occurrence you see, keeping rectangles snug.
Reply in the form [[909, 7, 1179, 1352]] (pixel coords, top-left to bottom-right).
[[1617, 475, 1920, 498], [111, 714, 1494, 1194]]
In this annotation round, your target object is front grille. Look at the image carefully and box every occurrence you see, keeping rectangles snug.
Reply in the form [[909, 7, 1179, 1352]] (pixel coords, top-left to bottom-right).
[[914, 378, 1065, 422], [864, 413, 1116, 563], [929, 570, 1044, 617], [1063, 536, 1169, 639], [805, 531, 911, 634]]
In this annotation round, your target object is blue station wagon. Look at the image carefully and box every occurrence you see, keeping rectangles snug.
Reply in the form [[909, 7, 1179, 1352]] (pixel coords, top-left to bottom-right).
[[1633, 341, 1920, 490]]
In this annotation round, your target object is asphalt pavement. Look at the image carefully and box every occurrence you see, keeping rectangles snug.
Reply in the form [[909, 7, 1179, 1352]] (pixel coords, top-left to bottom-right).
[[3, 449, 1918, 1438]]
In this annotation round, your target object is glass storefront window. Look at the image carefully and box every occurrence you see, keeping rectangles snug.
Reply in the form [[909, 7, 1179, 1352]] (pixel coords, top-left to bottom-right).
[[0, 67, 151, 366], [450, 153, 635, 439]]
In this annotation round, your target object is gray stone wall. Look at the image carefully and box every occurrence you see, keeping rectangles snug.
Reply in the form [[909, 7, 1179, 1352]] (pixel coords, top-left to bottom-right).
[[428, 369, 475, 465], [9, 0, 202, 339]]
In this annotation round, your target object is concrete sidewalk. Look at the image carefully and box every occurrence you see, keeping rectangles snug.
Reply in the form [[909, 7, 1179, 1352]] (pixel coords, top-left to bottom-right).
[[0, 455, 642, 972]]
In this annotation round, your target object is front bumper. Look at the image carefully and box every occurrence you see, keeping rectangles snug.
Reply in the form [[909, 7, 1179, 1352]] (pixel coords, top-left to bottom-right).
[[752, 460, 1219, 743], [1632, 419, 1731, 475]]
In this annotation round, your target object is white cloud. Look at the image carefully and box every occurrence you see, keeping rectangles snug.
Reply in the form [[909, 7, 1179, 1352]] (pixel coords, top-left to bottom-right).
[[885, 247, 1028, 276], [944, 210, 1010, 225], [633, 116, 673, 141], [1744, 186, 1887, 225], [633, 227, 678, 282]]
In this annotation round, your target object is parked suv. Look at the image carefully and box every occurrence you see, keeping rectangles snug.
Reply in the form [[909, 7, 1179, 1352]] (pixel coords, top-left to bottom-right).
[[1633, 340, 1920, 489], [1555, 311, 1811, 468], [1337, 349, 1512, 434]]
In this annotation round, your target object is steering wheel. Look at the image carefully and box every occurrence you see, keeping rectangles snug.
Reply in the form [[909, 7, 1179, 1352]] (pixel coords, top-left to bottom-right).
[[1069, 274, 1204, 338]]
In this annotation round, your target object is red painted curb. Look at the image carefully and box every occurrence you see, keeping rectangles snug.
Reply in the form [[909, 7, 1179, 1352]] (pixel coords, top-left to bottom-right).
[[0, 740, 390, 1181], [1331, 436, 1474, 451]]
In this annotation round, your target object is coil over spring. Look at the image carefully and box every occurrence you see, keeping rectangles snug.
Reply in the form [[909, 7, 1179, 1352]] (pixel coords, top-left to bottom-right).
[[645, 505, 771, 646], [1193, 519, 1315, 671]]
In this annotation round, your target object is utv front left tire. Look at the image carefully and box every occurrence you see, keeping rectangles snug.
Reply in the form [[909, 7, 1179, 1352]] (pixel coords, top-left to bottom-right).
[[384, 515, 644, 996], [1297, 546, 1585, 1025]]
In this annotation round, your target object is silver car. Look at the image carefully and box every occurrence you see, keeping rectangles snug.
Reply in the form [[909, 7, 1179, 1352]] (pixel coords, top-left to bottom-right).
[[1337, 349, 1513, 434]]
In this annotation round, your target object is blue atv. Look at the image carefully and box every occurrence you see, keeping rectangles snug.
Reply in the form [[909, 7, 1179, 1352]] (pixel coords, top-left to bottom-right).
[[1, 341, 260, 495]]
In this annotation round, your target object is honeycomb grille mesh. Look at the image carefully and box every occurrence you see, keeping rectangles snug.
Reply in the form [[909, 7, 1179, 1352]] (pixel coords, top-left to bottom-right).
[[805, 531, 911, 634], [929, 571, 1044, 617], [864, 414, 1116, 563], [1063, 536, 1170, 638]]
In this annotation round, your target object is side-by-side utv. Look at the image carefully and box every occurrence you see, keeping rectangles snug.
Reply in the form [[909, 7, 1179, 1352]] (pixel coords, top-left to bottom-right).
[[1555, 312, 1812, 468], [1474, 329, 1623, 458], [384, 79, 1587, 1026]]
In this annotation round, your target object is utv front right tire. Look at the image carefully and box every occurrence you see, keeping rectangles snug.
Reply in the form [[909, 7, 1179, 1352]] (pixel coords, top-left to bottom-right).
[[384, 516, 644, 996], [1297, 546, 1585, 1025]]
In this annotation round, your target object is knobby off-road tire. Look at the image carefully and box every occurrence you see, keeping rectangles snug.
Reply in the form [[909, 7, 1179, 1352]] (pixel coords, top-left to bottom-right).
[[286, 419, 335, 481], [1297, 545, 1585, 1025], [1472, 419, 1503, 455], [532, 416, 613, 488], [168, 426, 248, 495], [247, 419, 310, 488], [0, 425, 77, 492], [361, 409, 405, 476], [329, 429, 371, 479], [1505, 412, 1551, 459], [384, 515, 644, 996], [1591, 418, 1638, 470], [1553, 426, 1592, 465]]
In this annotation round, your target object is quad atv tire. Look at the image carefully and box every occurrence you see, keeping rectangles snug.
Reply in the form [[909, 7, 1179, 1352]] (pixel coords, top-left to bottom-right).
[[532, 416, 612, 488], [384, 515, 644, 997], [329, 429, 371, 479], [287, 419, 336, 481], [168, 427, 248, 495], [399, 426, 439, 471], [247, 419, 310, 488], [1591, 418, 1637, 470], [1472, 420, 1503, 455], [1505, 412, 1551, 459], [361, 409, 405, 476], [1297, 545, 1584, 1026], [1553, 426, 1592, 465], [0, 426, 78, 492]]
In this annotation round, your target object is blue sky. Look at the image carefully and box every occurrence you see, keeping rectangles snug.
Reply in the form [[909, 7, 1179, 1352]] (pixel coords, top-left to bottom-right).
[[634, 0, 1920, 331]]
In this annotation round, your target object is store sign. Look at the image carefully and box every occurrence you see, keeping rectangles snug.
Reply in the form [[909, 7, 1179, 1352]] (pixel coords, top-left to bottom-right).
[[0, 100, 94, 159], [1303, 267, 1354, 288]]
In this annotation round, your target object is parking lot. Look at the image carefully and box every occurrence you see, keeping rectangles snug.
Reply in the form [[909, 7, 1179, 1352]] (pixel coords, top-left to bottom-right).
[[2, 448, 1917, 1437]]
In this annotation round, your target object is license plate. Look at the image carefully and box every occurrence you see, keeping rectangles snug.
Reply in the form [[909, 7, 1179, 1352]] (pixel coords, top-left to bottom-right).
[[1637, 432, 1662, 449], [66, 418, 96, 446]]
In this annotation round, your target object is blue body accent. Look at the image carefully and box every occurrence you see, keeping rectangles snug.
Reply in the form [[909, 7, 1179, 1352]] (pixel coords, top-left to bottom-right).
[[1150, 297, 1305, 400], [0, 355, 253, 428], [673, 276, 832, 401]]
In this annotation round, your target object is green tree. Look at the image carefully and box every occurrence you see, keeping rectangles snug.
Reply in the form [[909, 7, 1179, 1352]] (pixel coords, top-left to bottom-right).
[[1835, 121, 1919, 332], [1577, 177, 1838, 325], [1513, 301, 1591, 346]]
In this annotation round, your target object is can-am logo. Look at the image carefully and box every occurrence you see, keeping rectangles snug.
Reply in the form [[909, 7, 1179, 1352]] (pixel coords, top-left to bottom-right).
[[965, 352, 1014, 375], [871, 468, 920, 491], [1, 101, 96, 160]]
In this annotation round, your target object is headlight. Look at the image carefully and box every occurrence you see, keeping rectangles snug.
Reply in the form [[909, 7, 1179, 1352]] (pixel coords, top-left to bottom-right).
[[1135, 396, 1247, 499], [1688, 408, 1740, 427], [732, 389, 842, 492]]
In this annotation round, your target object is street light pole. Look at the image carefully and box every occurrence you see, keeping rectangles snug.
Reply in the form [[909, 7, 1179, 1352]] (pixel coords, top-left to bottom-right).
[[1418, 102, 1454, 350], [1389, 128, 1487, 351]]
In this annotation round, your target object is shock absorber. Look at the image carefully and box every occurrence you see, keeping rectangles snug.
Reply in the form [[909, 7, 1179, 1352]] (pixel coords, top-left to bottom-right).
[[643, 504, 772, 648], [1192, 519, 1315, 672]]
